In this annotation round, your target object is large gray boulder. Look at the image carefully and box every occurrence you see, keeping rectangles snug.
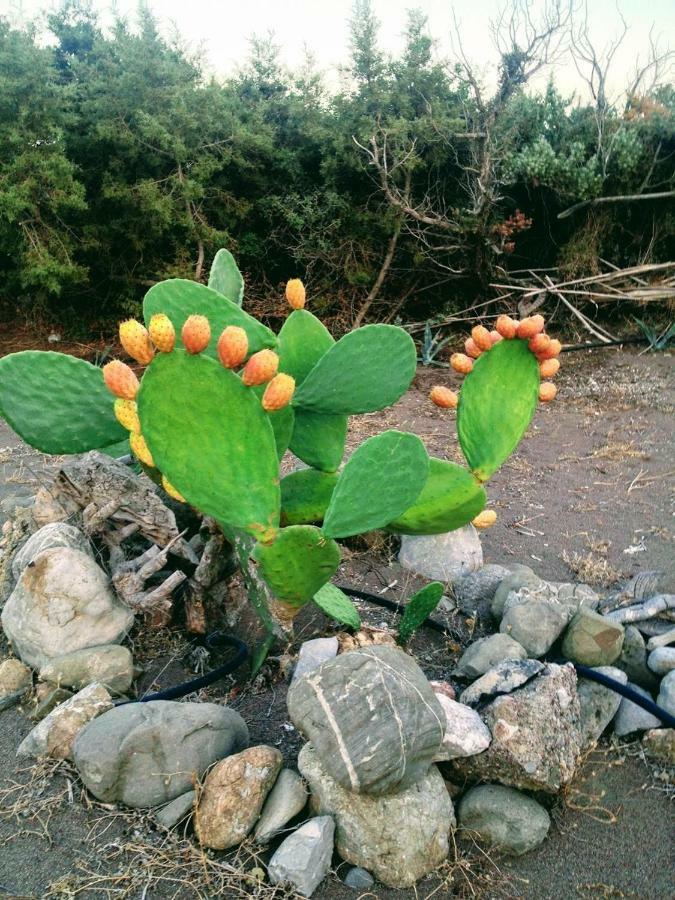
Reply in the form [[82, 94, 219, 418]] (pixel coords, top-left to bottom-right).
[[577, 666, 627, 748], [11, 523, 91, 582], [398, 525, 482, 581], [288, 645, 445, 795], [458, 784, 550, 855], [73, 700, 248, 807], [299, 743, 454, 889], [2, 547, 133, 670]]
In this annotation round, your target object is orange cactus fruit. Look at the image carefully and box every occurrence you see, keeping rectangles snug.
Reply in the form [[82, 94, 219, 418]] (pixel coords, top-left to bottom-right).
[[450, 353, 473, 375], [537, 338, 562, 360], [528, 333, 551, 355], [217, 326, 249, 369], [517, 314, 545, 339], [489, 330, 503, 345], [464, 337, 482, 359], [161, 475, 185, 503], [495, 314, 518, 339], [119, 319, 154, 365], [539, 382, 557, 402], [148, 313, 176, 353], [539, 357, 560, 379], [262, 373, 296, 411], [129, 432, 154, 468], [286, 278, 306, 310], [181, 315, 211, 354], [113, 399, 141, 434], [103, 360, 139, 400], [471, 325, 493, 352], [242, 349, 279, 386], [473, 509, 497, 529], [430, 385, 458, 409]]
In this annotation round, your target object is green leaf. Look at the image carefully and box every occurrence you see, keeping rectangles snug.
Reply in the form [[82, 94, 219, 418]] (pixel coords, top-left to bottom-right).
[[323, 430, 429, 538], [398, 582, 445, 645], [278, 309, 334, 386], [289, 409, 348, 473], [281, 468, 339, 526], [0, 351, 126, 455], [293, 324, 417, 414], [208, 248, 244, 306], [313, 583, 361, 629], [252, 525, 341, 606]]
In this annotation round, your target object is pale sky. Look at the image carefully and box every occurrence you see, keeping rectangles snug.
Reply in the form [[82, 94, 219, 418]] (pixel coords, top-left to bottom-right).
[[4, 0, 674, 101]]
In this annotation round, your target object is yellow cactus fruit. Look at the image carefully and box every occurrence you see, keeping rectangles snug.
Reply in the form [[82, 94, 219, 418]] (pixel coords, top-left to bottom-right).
[[517, 314, 545, 339], [495, 314, 518, 339], [464, 337, 482, 359], [539, 382, 557, 402], [148, 313, 176, 352], [242, 349, 279, 386], [450, 352, 473, 375], [217, 325, 249, 369], [113, 399, 141, 433], [539, 357, 560, 378], [473, 509, 497, 529], [471, 325, 493, 352], [489, 330, 503, 345], [103, 360, 139, 400], [528, 333, 551, 355], [430, 385, 458, 409], [129, 432, 154, 467], [536, 338, 562, 360], [262, 373, 296, 411], [286, 278, 306, 310], [181, 315, 211, 354], [161, 475, 185, 503], [119, 319, 154, 365]]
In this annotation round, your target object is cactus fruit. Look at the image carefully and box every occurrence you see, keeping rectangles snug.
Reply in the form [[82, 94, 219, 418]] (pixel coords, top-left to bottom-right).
[[114, 399, 141, 433], [262, 373, 296, 411], [536, 338, 562, 360], [539, 382, 557, 402], [119, 319, 154, 365], [471, 325, 493, 352], [217, 325, 249, 369], [182, 315, 211, 354], [451, 353, 473, 374], [148, 313, 176, 352], [528, 333, 551, 355], [464, 337, 482, 359], [286, 278, 306, 310], [473, 509, 497, 529], [430, 385, 458, 409], [489, 330, 503, 345], [539, 357, 560, 378], [242, 349, 280, 386], [495, 314, 518, 339], [516, 315, 545, 339], [161, 475, 185, 502], [129, 432, 154, 467], [103, 360, 140, 400]]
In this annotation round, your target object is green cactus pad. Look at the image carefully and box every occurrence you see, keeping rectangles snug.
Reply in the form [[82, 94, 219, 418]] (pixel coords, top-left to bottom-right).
[[208, 248, 244, 306], [0, 351, 126, 454], [280, 468, 339, 526], [138, 350, 280, 540], [398, 582, 445, 645], [313, 583, 361, 629], [323, 430, 429, 538], [457, 338, 539, 481], [144, 279, 275, 359], [268, 405, 295, 460], [252, 525, 341, 606], [278, 310, 334, 385], [387, 459, 486, 535], [289, 409, 348, 473], [293, 324, 417, 414]]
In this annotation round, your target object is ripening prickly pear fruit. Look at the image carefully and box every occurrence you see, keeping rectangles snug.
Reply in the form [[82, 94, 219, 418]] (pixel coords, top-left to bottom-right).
[[489, 330, 503, 345], [495, 314, 518, 339], [182, 315, 211, 354], [539, 382, 557, 402], [528, 333, 551, 355], [450, 353, 473, 375], [473, 509, 497, 529], [464, 337, 482, 359], [242, 349, 279, 386], [537, 338, 562, 360], [148, 313, 176, 352], [161, 475, 185, 503], [286, 278, 306, 310], [539, 357, 560, 379], [103, 360, 139, 400], [517, 314, 545, 339], [217, 325, 248, 369], [471, 325, 493, 352], [119, 319, 154, 365], [430, 385, 458, 409], [114, 399, 141, 433], [129, 432, 154, 467], [262, 373, 296, 411]]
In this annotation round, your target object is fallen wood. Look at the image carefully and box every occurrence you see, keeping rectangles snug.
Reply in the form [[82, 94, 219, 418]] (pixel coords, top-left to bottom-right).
[[558, 190, 675, 220], [604, 594, 675, 624]]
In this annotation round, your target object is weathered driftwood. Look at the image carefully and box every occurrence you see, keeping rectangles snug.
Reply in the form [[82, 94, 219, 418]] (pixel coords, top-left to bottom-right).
[[110, 531, 188, 626], [598, 571, 663, 615], [183, 522, 235, 635], [647, 627, 675, 651], [604, 594, 675, 624]]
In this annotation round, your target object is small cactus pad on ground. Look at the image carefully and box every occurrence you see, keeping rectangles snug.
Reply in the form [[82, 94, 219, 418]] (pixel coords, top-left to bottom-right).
[[208, 248, 244, 306], [280, 469, 339, 526], [313, 583, 361, 629], [252, 525, 341, 605]]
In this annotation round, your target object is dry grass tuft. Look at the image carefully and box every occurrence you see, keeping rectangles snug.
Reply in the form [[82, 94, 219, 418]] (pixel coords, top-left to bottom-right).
[[561, 550, 623, 587], [0, 759, 76, 845]]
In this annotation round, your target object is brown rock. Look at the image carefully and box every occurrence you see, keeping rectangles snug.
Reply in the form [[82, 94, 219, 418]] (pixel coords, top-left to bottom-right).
[[17, 683, 112, 759], [195, 745, 282, 849]]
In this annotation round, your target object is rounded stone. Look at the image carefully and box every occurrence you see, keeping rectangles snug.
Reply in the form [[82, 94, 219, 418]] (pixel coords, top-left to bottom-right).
[[562, 609, 624, 667], [398, 525, 482, 582], [454, 634, 527, 680], [458, 784, 550, 855]]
